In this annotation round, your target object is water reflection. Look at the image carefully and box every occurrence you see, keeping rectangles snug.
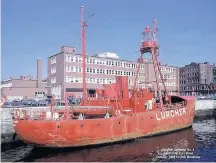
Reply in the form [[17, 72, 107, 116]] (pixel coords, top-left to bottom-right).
[[20, 127, 196, 162]]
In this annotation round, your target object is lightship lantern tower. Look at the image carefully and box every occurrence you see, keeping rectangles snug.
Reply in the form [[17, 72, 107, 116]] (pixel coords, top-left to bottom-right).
[[134, 19, 169, 109]]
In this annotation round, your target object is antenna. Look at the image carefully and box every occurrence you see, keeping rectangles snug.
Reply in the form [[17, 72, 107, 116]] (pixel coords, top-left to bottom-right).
[[85, 14, 95, 24], [153, 18, 158, 43]]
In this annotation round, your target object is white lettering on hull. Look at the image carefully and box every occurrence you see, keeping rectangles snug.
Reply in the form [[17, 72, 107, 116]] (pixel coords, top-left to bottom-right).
[[156, 108, 187, 121]]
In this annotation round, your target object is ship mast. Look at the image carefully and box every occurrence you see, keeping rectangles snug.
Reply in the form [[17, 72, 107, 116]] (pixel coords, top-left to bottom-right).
[[153, 18, 169, 103], [81, 6, 87, 100]]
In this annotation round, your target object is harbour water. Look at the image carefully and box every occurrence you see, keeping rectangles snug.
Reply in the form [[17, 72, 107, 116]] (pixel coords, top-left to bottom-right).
[[1, 116, 216, 162]]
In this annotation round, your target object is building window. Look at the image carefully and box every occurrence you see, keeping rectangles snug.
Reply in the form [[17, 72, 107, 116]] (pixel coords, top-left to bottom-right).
[[51, 57, 56, 64], [66, 76, 70, 82], [87, 78, 90, 83], [51, 77, 56, 84], [66, 66, 70, 72], [92, 78, 95, 83], [75, 57, 78, 62], [51, 67, 56, 74], [67, 55, 71, 62]]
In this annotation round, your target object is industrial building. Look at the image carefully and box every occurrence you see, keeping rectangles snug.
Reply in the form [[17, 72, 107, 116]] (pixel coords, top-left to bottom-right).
[[179, 62, 216, 96], [1, 58, 48, 101], [47, 46, 179, 100]]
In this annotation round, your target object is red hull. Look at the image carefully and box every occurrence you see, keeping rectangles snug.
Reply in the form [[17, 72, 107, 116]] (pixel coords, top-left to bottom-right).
[[13, 102, 195, 148], [35, 128, 196, 162]]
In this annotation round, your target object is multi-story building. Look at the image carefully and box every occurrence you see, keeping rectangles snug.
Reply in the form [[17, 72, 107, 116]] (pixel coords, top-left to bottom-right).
[[213, 66, 216, 83], [1, 58, 47, 100], [47, 46, 179, 100], [179, 62, 215, 96]]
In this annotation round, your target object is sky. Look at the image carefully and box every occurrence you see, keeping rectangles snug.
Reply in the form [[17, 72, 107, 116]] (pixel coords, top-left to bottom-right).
[[2, 0, 216, 80]]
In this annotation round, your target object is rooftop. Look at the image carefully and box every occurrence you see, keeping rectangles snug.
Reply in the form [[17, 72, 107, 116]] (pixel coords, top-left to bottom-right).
[[48, 46, 179, 68]]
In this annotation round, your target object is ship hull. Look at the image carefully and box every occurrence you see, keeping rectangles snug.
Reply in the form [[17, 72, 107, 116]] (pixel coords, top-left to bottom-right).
[[13, 105, 195, 148]]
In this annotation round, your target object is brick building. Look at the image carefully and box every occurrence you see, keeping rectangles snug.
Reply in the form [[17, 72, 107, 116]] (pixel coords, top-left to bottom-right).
[[1, 58, 48, 100], [47, 46, 179, 100], [179, 62, 216, 96]]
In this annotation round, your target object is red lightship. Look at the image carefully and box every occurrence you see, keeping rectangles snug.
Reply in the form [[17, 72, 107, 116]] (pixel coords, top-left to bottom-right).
[[12, 6, 195, 148]]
